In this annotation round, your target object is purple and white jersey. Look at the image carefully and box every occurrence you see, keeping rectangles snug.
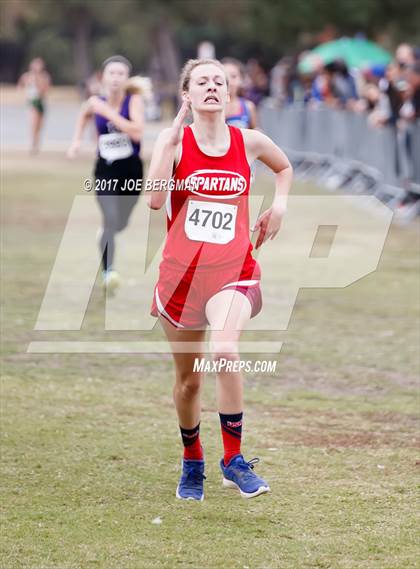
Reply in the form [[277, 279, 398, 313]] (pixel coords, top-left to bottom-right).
[[95, 94, 140, 162]]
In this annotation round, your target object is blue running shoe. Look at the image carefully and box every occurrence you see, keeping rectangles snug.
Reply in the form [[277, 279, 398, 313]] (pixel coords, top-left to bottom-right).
[[176, 459, 206, 501], [220, 454, 270, 498]]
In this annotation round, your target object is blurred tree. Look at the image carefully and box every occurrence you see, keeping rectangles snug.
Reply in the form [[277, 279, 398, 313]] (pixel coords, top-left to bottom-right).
[[0, 0, 34, 81], [31, 0, 138, 91], [1, 0, 419, 85]]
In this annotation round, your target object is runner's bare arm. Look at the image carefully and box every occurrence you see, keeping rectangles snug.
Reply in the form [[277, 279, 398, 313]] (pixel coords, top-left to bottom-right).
[[17, 72, 28, 88], [87, 95, 144, 142], [243, 129, 293, 248], [146, 100, 190, 210], [67, 102, 93, 159], [41, 72, 52, 95]]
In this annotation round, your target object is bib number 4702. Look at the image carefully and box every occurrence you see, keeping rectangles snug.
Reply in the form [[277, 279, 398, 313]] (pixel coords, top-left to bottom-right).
[[185, 200, 238, 244], [188, 208, 233, 230]]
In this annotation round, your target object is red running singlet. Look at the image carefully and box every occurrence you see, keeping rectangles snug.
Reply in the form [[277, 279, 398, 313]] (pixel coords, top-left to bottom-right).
[[163, 124, 255, 271], [151, 124, 262, 328]]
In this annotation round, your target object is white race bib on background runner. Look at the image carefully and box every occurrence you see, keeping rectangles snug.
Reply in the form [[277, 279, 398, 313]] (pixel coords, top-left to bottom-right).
[[185, 199, 238, 244], [98, 133, 133, 162]]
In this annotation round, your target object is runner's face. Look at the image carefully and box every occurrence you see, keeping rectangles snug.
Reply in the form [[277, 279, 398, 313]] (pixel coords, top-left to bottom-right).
[[186, 63, 229, 112], [30, 58, 44, 73], [102, 62, 129, 93], [224, 63, 242, 96]]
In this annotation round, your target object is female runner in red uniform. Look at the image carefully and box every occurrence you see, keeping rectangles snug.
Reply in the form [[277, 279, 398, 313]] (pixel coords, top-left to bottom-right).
[[147, 59, 292, 501]]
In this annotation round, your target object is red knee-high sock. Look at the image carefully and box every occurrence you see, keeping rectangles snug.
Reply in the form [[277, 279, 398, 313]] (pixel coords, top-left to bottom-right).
[[219, 412, 243, 466], [180, 423, 203, 460]]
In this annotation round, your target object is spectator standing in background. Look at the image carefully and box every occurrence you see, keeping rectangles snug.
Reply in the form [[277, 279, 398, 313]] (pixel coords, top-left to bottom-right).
[[244, 59, 269, 107], [395, 79, 416, 183], [269, 56, 310, 106], [269, 57, 292, 105], [395, 43, 416, 68], [310, 63, 338, 107], [407, 60, 420, 119], [330, 60, 358, 109]]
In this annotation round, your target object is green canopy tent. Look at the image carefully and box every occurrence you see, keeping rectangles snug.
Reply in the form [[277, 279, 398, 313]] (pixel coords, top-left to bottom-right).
[[298, 38, 392, 73]]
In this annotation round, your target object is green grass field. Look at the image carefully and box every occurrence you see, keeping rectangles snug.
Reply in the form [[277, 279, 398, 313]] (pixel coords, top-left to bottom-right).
[[1, 151, 419, 569]]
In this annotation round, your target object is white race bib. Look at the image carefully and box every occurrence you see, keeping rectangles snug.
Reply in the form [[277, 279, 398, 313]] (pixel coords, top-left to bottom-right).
[[98, 133, 133, 162], [185, 199, 237, 244]]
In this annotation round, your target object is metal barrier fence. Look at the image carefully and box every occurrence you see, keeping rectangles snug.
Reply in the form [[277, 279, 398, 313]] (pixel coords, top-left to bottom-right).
[[259, 102, 420, 221]]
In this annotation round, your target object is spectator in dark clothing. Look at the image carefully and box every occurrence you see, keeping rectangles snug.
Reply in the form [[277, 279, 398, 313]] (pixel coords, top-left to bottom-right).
[[244, 59, 270, 107]]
